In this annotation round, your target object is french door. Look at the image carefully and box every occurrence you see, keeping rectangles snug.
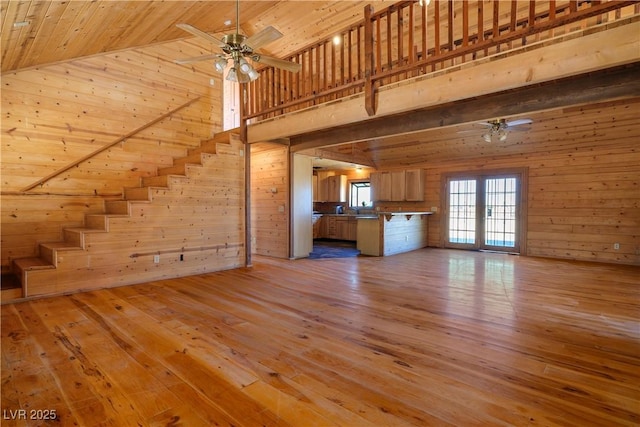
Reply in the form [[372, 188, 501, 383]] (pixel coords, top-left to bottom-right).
[[445, 171, 525, 253]]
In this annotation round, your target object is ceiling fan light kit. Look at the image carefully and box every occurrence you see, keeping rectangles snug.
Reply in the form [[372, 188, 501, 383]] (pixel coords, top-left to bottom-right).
[[479, 118, 532, 142], [175, 0, 301, 83]]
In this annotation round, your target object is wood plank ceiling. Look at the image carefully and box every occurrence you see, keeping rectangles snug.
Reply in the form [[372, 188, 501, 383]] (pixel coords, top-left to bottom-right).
[[0, 1, 392, 73], [2, 1, 639, 170]]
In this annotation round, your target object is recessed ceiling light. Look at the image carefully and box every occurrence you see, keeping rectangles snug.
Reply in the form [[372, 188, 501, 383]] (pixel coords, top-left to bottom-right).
[[224, 19, 232, 26], [333, 35, 341, 46], [13, 21, 30, 28]]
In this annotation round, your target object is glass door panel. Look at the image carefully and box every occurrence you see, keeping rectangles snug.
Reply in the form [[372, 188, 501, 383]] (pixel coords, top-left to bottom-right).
[[448, 179, 477, 246], [484, 177, 517, 249]]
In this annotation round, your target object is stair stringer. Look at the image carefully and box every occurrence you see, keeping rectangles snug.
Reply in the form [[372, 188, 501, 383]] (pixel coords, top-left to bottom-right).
[[13, 131, 244, 300]]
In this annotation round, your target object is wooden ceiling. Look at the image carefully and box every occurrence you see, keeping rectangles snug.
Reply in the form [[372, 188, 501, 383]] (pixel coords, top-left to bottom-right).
[[1, 1, 392, 73], [2, 1, 638, 171]]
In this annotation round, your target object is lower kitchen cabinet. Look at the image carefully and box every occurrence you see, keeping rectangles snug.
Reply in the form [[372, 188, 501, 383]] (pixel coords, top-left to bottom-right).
[[317, 216, 358, 241]]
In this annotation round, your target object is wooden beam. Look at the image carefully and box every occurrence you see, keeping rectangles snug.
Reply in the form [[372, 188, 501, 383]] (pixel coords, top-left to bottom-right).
[[298, 147, 377, 168], [289, 64, 640, 151]]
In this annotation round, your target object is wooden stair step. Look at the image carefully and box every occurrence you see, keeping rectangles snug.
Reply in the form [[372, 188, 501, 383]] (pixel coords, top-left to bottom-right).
[[173, 152, 205, 167], [124, 187, 151, 201], [14, 257, 55, 273], [215, 143, 240, 156], [40, 242, 83, 265], [85, 214, 108, 230], [1, 287, 23, 303], [105, 200, 130, 215], [64, 227, 107, 247], [158, 163, 190, 176]]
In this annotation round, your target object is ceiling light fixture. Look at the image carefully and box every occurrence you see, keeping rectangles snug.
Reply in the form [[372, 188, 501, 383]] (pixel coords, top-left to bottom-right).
[[418, 0, 431, 6], [480, 118, 532, 142], [176, 0, 300, 84]]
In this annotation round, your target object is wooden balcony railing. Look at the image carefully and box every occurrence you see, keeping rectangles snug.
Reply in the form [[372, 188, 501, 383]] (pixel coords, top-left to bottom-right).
[[244, 0, 638, 122]]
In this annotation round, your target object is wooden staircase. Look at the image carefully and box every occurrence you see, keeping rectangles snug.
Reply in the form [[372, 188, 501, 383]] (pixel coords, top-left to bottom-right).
[[3, 130, 242, 303]]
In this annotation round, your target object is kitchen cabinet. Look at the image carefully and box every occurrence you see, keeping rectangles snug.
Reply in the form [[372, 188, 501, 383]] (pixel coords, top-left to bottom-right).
[[348, 217, 358, 241], [312, 175, 319, 202], [405, 169, 424, 201], [326, 216, 337, 239], [326, 175, 347, 202], [371, 172, 392, 201], [313, 172, 346, 202], [371, 169, 424, 202], [336, 216, 350, 240], [317, 215, 357, 241], [390, 171, 406, 201]]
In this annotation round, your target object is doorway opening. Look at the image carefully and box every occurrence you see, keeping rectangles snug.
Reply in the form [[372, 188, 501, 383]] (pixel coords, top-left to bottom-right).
[[444, 170, 527, 253]]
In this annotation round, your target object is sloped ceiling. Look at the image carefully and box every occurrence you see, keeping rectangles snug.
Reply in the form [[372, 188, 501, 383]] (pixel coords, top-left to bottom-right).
[[1, 1, 392, 73]]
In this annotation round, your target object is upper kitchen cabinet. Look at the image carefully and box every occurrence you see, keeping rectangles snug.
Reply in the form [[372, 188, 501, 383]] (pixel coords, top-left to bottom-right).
[[371, 169, 424, 202], [405, 169, 425, 201], [327, 175, 348, 202], [314, 171, 347, 202]]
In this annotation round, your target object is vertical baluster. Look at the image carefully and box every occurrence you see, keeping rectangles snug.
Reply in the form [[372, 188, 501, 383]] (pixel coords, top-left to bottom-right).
[[340, 32, 345, 88], [447, 0, 453, 54], [409, 0, 415, 77], [315, 45, 320, 99], [307, 48, 312, 101], [386, 10, 392, 73], [364, 4, 375, 116], [507, 0, 516, 50], [462, 0, 469, 64], [331, 37, 336, 92], [357, 25, 362, 81], [434, 0, 441, 70], [347, 30, 353, 85], [421, 0, 427, 70], [376, 17, 382, 74], [323, 42, 328, 96], [397, 6, 403, 81], [548, 0, 556, 38], [493, 1, 500, 53]]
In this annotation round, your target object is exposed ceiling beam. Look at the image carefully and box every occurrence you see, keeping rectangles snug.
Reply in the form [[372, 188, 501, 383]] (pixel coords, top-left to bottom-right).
[[289, 63, 640, 152], [299, 147, 377, 168]]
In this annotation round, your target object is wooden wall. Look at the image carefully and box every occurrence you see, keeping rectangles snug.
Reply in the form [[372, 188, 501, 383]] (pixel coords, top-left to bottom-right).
[[1, 37, 236, 277], [250, 143, 289, 258], [372, 103, 640, 265]]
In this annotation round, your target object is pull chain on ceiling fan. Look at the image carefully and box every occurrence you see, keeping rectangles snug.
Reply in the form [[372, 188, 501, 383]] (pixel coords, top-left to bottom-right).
[[175, 0, 301, 83]]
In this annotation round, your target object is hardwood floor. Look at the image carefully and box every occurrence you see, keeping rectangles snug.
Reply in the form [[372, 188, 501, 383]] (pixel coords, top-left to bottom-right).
[[1, 249, 639, 426]]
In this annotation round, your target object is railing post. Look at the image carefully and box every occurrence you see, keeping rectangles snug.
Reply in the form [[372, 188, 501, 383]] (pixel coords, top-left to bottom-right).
[[364, 4, 376, 116]]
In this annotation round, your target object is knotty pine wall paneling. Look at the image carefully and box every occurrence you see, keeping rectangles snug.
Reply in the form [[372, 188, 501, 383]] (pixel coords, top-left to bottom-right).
[[250, 143, 289, 258], [24, 146, 246, 298], [373, 114, 640, 265], [1, 38, 228, 274]]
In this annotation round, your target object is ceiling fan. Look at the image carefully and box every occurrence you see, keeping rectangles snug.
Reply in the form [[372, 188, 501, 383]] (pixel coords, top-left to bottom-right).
[[175, 0, 301, 83], [478, 118, 533, 142]]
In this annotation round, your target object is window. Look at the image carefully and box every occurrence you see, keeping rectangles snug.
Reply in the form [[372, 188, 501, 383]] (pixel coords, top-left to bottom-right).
[[350, 181, 372, 208]]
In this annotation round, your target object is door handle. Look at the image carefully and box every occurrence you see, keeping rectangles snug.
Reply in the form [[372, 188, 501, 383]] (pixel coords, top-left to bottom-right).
[[487, 207, 492, 217]]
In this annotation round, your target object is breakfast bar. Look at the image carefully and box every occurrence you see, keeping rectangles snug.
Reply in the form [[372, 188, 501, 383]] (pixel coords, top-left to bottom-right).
[[356, 212, 433, 256]]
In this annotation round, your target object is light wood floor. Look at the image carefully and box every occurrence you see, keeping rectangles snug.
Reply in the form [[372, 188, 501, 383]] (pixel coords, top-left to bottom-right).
[[2, 249, 639, 426]]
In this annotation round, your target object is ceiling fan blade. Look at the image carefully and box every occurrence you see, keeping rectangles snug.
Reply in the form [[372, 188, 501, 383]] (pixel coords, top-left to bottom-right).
[[506, 118, 533, 127], [174, 53, 222, 65], [252, 54, 301, 73], [244, 26, 283, 50], [177, 23, 226, 47]]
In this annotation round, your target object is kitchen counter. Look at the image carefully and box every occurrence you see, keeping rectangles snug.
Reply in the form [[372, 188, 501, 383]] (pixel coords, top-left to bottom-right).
[[357, 212, 432, 256]]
